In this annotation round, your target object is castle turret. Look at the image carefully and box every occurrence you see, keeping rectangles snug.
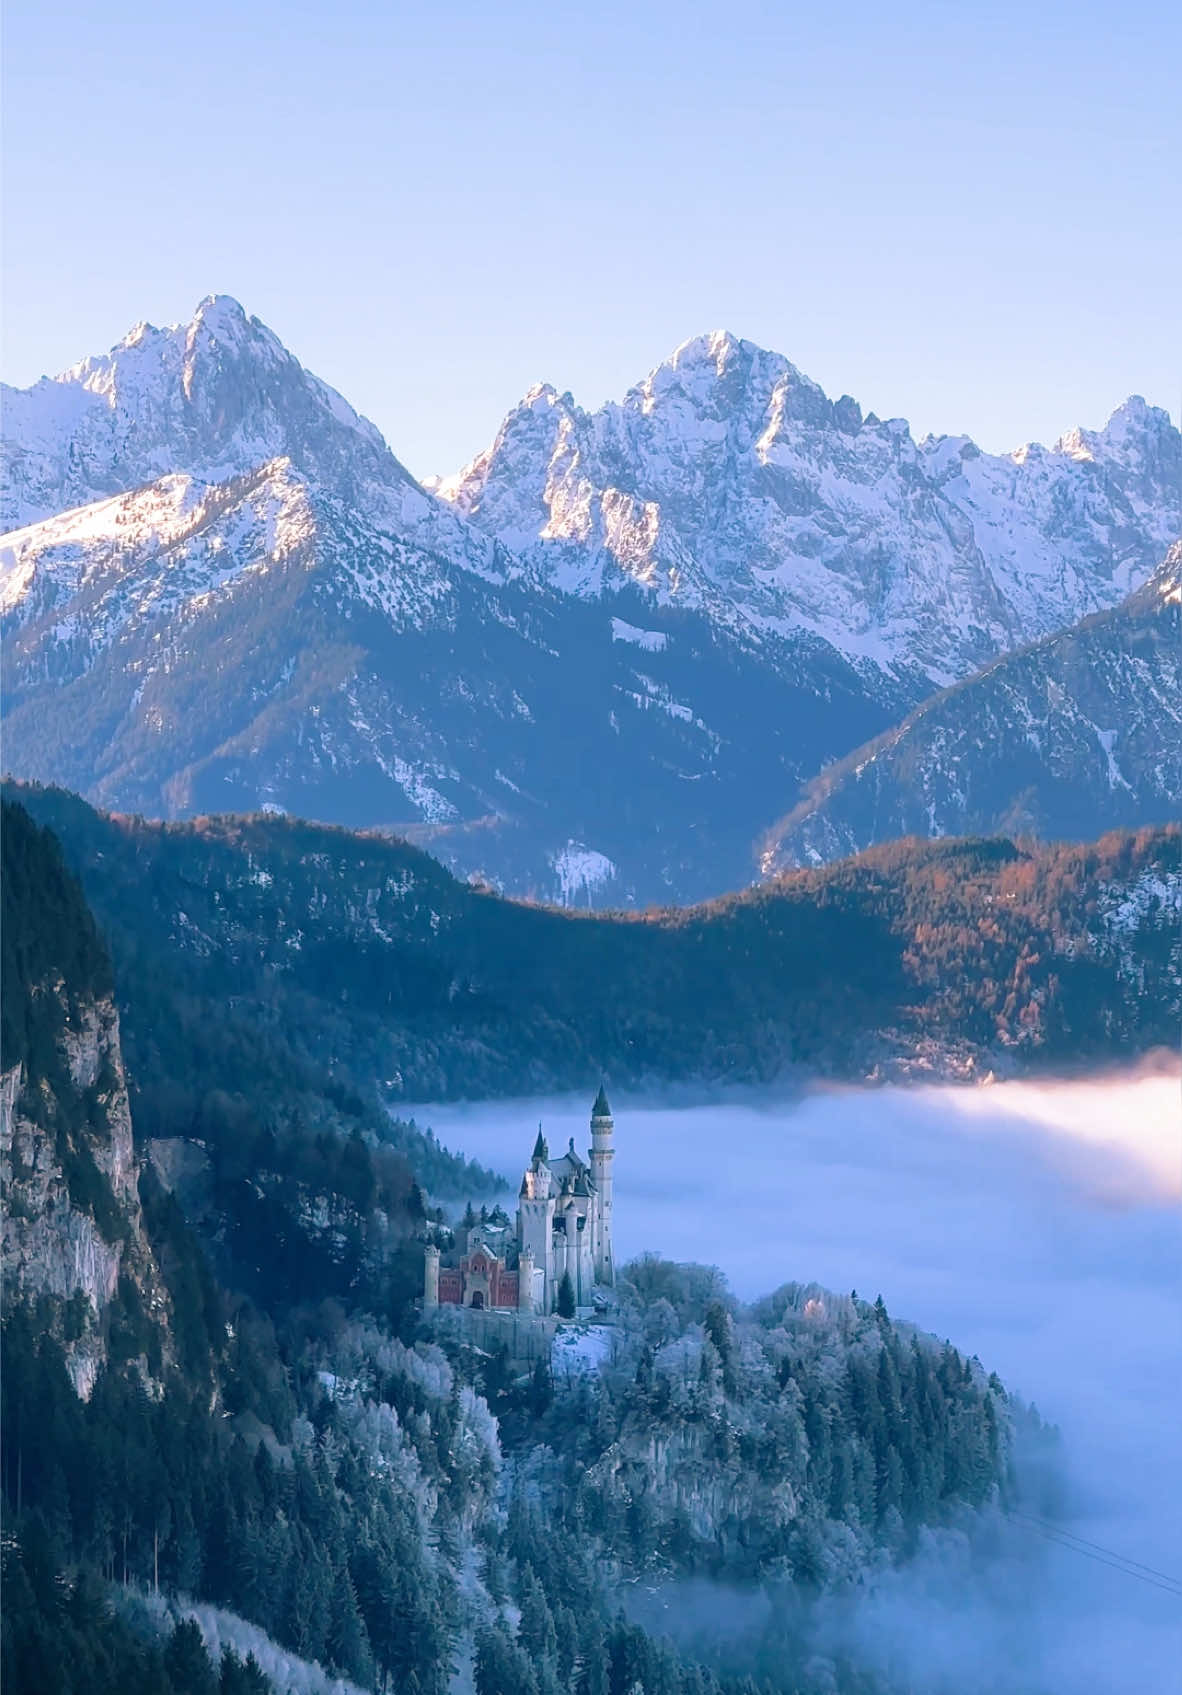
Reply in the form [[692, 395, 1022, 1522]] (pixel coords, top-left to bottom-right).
[[561, 1201, 581, 1307], [518, 1247, 536, 1312], [589, 1085, 614, 1286], [423, 1243, 440, 1308], [518, 1132, 555, 1303]]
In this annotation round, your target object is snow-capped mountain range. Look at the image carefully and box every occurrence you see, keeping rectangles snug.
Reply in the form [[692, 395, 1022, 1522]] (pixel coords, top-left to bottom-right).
[[761, 543, 1182, 872], [435, 330, 1180, 684], [2, 297, 1179, 903]]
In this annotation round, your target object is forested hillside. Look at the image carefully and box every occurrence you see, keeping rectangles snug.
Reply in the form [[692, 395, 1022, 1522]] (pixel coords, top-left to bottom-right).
[[1, 798, 1036, 1695], [8, 783, 1178, 1110], [762, 542, 1182, 872], [0, 798, 491, 1691]]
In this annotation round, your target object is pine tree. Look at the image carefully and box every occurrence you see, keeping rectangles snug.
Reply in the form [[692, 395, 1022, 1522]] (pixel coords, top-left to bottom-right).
[[474, 1623, 537, 1695], [557, 1271, 576, 1319], [328, 1561, 375, 1685], [220, 1646, 271, 1694], [164, 1620, 218, 1695], [518, 1565, 559, 1665]]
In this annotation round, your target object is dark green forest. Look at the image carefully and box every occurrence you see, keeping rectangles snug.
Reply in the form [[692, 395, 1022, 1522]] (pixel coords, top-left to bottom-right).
[[6, 783, 1178, 1120], [0, 796, 1044, 1694]]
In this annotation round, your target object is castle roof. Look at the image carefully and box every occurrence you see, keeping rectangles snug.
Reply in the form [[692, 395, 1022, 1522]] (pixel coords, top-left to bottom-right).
[[547, 1151, 596, 1191], [531, 1128, 549, 1163], [592, 1085, 612, 1119]]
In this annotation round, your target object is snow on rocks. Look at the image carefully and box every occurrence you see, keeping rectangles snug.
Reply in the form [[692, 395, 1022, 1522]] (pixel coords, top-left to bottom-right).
[[610, 618, 668, 651], [440, 332, 1181, 688], [549, 843, 618, 908], [551, 1322, 614, 1379]]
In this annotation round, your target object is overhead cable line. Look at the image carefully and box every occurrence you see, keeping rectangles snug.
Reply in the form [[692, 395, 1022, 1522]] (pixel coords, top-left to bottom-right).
[[1006, 1507, 1181, 1588], [1003, 1509, 1182, 1598]]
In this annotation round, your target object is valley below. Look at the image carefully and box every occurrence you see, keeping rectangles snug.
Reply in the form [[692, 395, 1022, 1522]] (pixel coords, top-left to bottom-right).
[[2, 789, 1178, 1695], [416, 1073, 1182, 1693]]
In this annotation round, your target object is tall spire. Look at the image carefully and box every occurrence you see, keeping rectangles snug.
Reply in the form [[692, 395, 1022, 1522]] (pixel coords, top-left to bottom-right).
[[589, 1085, 614, 1288], [532, 1125, 549, 1163]]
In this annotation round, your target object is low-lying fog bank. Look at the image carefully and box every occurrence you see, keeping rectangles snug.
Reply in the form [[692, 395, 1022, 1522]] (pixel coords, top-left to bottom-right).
[[412, 1073, 1181, 1694]]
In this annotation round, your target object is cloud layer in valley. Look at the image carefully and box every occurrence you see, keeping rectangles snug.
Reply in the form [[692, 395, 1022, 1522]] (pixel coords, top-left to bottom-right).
[[413, 1073, 1182, 1694]]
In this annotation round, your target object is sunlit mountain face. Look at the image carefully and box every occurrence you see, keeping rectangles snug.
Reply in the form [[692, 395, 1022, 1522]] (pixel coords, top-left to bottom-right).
[[4, 299, 1179, 905]]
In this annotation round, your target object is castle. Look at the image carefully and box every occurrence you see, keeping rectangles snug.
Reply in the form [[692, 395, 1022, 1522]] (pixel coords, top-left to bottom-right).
[[424, 1088, 615, 1315]]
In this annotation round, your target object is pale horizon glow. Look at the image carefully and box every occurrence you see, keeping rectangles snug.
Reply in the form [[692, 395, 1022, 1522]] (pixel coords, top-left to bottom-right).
[[3, 0, 1180, 481], [940, 1070, 1182, 1201]]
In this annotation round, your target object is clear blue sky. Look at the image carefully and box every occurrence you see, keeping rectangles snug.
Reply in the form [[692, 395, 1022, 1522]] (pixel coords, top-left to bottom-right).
[[3, 0, 1179, 479]]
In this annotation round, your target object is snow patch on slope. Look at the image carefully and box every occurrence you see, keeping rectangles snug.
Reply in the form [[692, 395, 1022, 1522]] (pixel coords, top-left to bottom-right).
[[1100, 870, 1182, 935], [611, 618, 668, 651], [550, 843, 617, 907]]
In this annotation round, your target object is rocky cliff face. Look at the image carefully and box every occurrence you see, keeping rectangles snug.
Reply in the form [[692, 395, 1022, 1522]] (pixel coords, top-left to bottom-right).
[[762, 542, 1182, 872], [1, 802, 169, 1396]]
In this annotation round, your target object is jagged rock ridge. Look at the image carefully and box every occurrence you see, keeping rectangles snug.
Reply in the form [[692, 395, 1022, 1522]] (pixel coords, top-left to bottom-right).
[[437, 330, 1181, 685], [3, 301, 1179, 901], [761, 542, 1182, 871], [0, 300, 919, 904]]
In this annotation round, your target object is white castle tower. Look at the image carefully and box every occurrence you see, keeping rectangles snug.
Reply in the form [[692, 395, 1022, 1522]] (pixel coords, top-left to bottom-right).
[[518, 1246, 536, 1312], [517, 1092, 615, 1311], [424, 1094, 617, 1318], [518, 1128, 556, 1303], [589, 1085, 615, 1286], [423, 1242, 440, 1307]]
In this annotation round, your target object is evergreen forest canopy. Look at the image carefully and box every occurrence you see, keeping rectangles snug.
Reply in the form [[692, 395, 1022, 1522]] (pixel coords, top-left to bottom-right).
[[1, 793, 1055, 1695], [5, 782, 1178, 1119]]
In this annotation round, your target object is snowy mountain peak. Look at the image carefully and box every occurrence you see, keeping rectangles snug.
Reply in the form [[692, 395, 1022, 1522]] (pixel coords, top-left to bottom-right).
[[59, 296, 277, 401], [1100, 393, 1173, 437], [1, 295, 414, 531], [670, 328, 745, 375], [661, 328, 794, 386], [438, 334, 1182, 684], [628, 329, 812, 423], [120, 319, 154, 351], [1108, 392, 1152, 424], [181, 295, 276, 388], [3, 297, 1180, 906], [190, 291, 252, 337], [521, 380, 563, 410], [1051, 394, 1176, 466], [433, 379, 584, 535]]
